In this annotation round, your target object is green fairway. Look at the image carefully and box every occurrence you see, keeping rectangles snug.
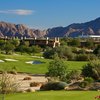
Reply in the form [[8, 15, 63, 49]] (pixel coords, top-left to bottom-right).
[[1, 91, 99, 100], [0, 54, 87, 74]]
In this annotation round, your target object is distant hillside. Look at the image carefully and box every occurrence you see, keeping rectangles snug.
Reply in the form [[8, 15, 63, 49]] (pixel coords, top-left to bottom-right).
[[45, 17, 100, 37], [0, 17, 100, 38], [0, 21, 46, 38]]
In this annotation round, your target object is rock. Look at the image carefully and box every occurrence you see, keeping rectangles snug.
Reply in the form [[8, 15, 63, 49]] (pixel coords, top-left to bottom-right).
[[26, 88, 35, 92], [23, 77, 32, 80]]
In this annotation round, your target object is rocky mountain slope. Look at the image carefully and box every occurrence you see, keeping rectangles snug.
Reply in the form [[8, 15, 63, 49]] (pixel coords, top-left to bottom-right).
[[46, 17, 100, 37], [0, 17, 100, 38], [0, 21, 46, 38]]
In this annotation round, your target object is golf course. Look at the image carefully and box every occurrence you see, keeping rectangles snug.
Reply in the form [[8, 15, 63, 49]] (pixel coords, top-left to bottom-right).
[[0, 53, 87, 74], [0, 91, 99, 100]]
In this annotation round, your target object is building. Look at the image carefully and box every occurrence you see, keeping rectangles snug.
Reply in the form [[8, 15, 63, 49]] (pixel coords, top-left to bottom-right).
[[0, 36, 60, 48]]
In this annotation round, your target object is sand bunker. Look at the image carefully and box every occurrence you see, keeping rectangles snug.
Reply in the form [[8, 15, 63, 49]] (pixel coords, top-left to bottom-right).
[[0, 60, 4, 62], [26, 60, 45, 64], [5, 59, 18, 61], [32, 56, 44, 59]]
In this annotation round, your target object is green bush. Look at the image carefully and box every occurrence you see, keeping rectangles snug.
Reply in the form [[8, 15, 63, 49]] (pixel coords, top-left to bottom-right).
[[79, 81, 88, 88], [84, 77, 94, 84], [82, 60, 100, 80], [76, 54, 88, 61], [79, 77, 94, 88], [46, 54, 67, 81], [87, 54, 97, 61]]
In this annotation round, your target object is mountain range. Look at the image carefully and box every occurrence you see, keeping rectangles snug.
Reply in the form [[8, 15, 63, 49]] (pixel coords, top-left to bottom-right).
[[0, 17, 100, 38]]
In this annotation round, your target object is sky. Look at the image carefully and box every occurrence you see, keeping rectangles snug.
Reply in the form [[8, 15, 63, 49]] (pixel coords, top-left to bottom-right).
[[0, 0, 100, 29]]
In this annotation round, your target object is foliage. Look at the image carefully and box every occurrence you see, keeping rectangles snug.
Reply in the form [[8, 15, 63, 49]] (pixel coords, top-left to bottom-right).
[[82, 60, 100, 80], [67, 70, 81, 82], [79, 81, 89, 88], [43, 46, 75, 60], [15, 45, 26, 55], [0, 40, 5, 50], [46, 54, 67, 81], [3, 42, 15, 54], [84, 77, 94, 84], [0, 72, 19, 94], [79, 77, 94, 88], [31, 45, 42, 53], [85, 39, 94, 49], [43, 47, 55, 59], [69, 38, 80, 47], [75, 54, 89, 61], [93, 45, 100, 57], [10, 39, 20, 47], [55, 46, 75, 60]]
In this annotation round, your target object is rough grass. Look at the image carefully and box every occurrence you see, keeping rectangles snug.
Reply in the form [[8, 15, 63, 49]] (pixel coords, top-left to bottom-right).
[[1, 91, 99, 100], [0, 54, 87, 74]]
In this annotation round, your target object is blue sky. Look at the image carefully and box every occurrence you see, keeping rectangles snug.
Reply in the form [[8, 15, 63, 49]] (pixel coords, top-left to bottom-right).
[[0, 0, 100, 29]]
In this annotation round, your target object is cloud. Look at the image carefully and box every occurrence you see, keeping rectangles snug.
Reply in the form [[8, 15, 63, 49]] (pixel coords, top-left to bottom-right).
[[0, 9, 34, 15]]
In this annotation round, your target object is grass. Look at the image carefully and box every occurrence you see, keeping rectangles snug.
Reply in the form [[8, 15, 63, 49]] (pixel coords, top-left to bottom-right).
[[0, 91, 99, 100], [0, 53, 87, 74]]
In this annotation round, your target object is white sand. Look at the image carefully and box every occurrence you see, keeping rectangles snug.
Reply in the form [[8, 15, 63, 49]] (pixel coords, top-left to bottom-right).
[[32, 56, 44, 59], [25, 61, 33, 64], [5, 59, 18, 61], [0, 60, 4, 62]]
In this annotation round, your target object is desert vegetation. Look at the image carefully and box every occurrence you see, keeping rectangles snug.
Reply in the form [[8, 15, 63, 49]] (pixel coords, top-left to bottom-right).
[[0, 37, 100, 100]]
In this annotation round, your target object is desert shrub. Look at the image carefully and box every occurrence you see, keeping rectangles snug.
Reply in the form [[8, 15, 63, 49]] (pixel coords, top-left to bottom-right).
[[8, 71, 17, 75], [43, 47, 55, 59], [66, 70, 81, 82], [69, 38, 80, 47], [79, 81, 88, 88], [93, 45, 100, 57], [40, 82, 68, 90], [0, 72, 19, 94], [79, 77, 94, 88], [82, 60, 100, 80], [43, 46, 75, 60], [78, 49, 86, 54], [84, 77, 94, 84], [87, 54, 97, 61], [75, 54, 88, 61], [46, 54, 67, 81]]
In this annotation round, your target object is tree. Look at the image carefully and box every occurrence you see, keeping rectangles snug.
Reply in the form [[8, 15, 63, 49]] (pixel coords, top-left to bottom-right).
[[46, 54, 67, 81], [43, 46, 74, 60], [43, 47, 55, 59], [10, 39, 20, 47], [55, 46, 74, 60], [85, 39, 94, 49], [31, 45, 42, 53], [0, 40, 5, 53], [3, 43, 15, 54], [93, 45, 100, 57], [16, 45, 26, 55], [67, 70, 81, 82], [69, 38, 80, 47]]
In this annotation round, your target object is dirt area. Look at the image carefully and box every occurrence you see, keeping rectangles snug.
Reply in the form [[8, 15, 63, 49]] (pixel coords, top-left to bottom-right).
[[0, 73, 48, 92]]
